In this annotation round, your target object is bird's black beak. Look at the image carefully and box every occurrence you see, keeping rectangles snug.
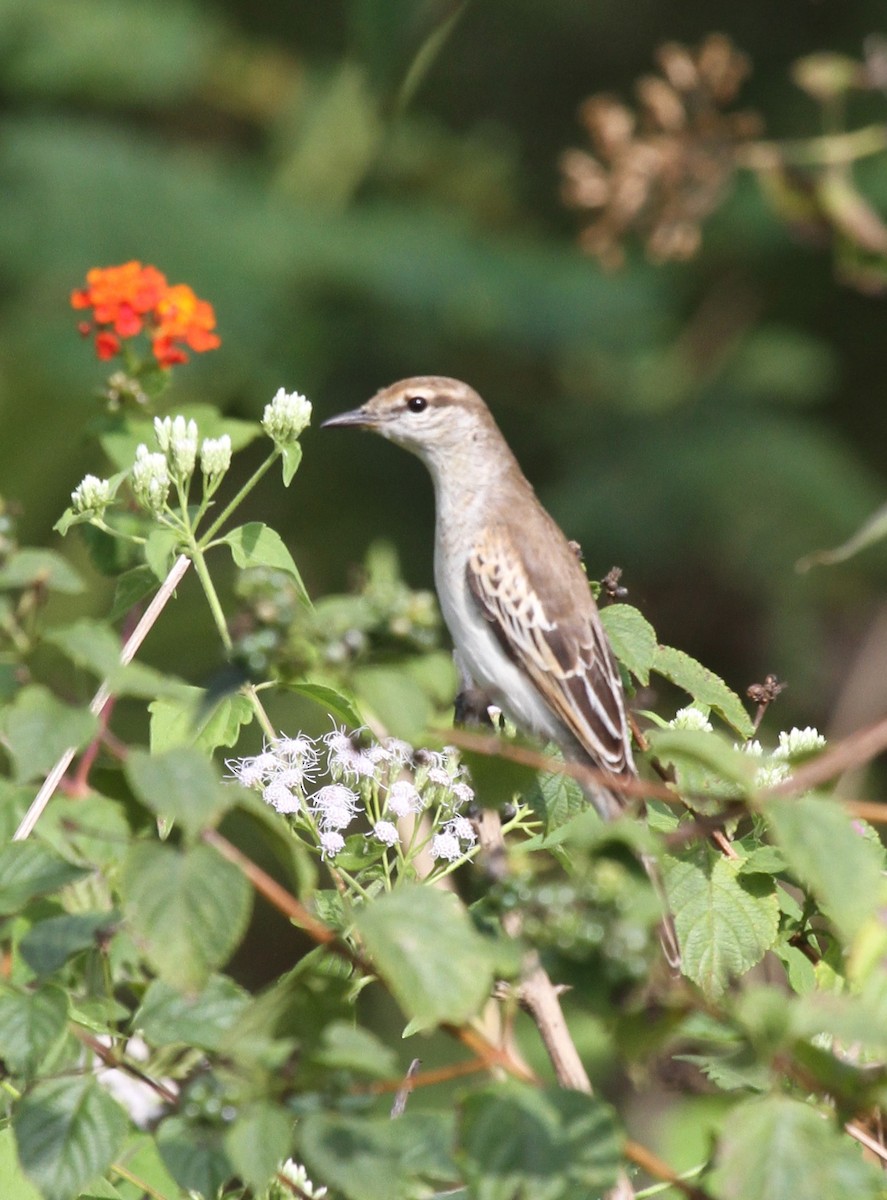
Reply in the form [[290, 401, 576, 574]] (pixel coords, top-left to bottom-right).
[[321, 406, 375, 429]]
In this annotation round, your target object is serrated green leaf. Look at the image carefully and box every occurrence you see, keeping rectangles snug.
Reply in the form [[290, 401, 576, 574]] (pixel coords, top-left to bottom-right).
[[135, 975, 250, 1051], [37, 792, 132, 871], [19, 912, 116, 977], [221, 523, 309, 603], [711, 1094, 883, 1200], [459, 1082, 623, 1200], [148, 685, 254, 753], [224, 1102, 293, 1193], [600, 604, 657, 685], [0, 685, 98, 783], [0, 549, 84, 595], [0, 843, 87, 914], [288, 681, 365, 728], [652, 645, 754, 738], [663, 848, 779, 997], [122, 841, 253, 992], [765, 793, 884, 943], [14, 1076, 128, 1200], [354, 885, 495, 1029], [125, 747, 234, 837], [525, 762, 585, 831], [155, 1116, 233, 1196], [0, 986, 69, 1076]]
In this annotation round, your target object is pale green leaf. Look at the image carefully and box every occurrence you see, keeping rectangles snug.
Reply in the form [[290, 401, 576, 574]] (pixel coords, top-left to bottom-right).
[[122, 841, 253, 992], [280, 441, 303, 486], [459, 1082, 622, 1200], [135, 975, 250, 1051], [143, 528, 180, 582], [646, 728, 756, 808], [663, 848, 779, 997], [0, 549, 84, 595], [0, 685, 98, 783], [224, 1102, 293, 1193], [148, 686, 254, 753], [14, 1076, 128, 1200], [221, 523, 309, 603], [652, 645, 754, 737], [0, 1127, 42, 1200], [600, 603, 657, 685], [765, 793, 884, 942], [354, 885, 495, 1028], [312, 1021, 398, 1078], [0, 986, 69, 1076], [711, 1094, 883, 1200], [125, 747, 235, 837], [525, 765, 586, 832]]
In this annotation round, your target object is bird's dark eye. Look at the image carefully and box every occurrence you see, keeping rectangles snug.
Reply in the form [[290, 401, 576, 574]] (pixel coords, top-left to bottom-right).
[[406, 395, 428, 413]]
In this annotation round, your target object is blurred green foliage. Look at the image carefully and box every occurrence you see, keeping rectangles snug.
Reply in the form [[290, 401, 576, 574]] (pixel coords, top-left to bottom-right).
[[2, 0, 887, 730]]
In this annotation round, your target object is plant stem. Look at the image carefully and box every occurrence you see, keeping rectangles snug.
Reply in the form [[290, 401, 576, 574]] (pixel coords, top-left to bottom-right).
[[200, 448, 279, 546]]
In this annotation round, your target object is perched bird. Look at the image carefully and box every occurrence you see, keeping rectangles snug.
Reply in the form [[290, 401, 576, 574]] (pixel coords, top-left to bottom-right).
[[324, 376, 677, 959]]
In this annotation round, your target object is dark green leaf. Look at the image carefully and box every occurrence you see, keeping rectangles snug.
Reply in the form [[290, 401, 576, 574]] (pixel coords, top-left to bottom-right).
[[135, 975, 250, 1051], [765, 793, 884, 942], [0, 843, 86, 914], [461, 744, 539, 811], [459, 1082, 622, 1200], [122, 841, 253, 992], [14, 1076, 128, 1200], [155, 1116, 232, 1196], [0, 686, 98, 783], [19, 912, 116, 977], [652, 646, 754, 738], [125, 747, 234, 837], [108, 566, 157, 623], [711, 1094, 883, 1200], [354, 885, 496, 1028], [600, 604, 657, 685], [0, 986, 69, 1076], [224, 1102, 293, 1193], [221, 523, 309, 603], [663, 847, 779, 998]]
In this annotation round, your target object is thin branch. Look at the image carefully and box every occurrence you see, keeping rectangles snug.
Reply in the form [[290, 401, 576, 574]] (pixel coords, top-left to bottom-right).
[[624, 1140, 714, 1200], [14, 554, 191, 841], [845, 1120, 887, 1165]]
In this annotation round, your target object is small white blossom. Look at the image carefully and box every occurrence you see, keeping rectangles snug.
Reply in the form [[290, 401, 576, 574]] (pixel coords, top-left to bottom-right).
[[446, 815, 477, 844], [741, 740, 764, 757], [383, 737, 414, 766], [199, 435, 232, 479], [263, 780, 301, 814], [427, 766, 453, 789], [774, 727, 826, 760], [430, 830, 463, 862], [311, 783, 361, 831], [450, 781, 475, 808], [669, 706, 713, 733], [386, 780, 422, 817], [373, 820, 400, 847], [225, 755, 266, 788], [279, 1160, 328, 1200], [154, 415, 199, 478], [131, 444, 170, 512], [262, 387, 312, 445], [71, 474, 112, 517], [319, 830, 345, 859], [755, 760, 791, 789]]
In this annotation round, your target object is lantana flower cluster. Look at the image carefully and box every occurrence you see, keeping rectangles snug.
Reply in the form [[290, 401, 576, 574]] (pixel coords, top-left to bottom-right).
[[71, 261, 221, 367], [227, 725, 479, 873]]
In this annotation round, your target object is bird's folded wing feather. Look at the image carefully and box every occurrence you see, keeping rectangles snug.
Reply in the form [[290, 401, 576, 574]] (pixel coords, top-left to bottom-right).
[[466, 523, 633, 777]]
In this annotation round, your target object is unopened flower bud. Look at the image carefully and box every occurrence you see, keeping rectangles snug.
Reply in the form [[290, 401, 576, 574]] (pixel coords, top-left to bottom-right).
[[155, 415, 198, 478], [131, 444, 170, 513], [262, 388, 312, 446], [71, 474, 112, 517], [199, 435, 232, 479]]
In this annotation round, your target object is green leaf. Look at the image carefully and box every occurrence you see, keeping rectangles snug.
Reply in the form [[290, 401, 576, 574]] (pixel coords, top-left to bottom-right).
[[221, 523, 309, 603], [459, 1082, 623, 1200], [125, 747, 235, 837], [525, 764, 586, 831], [0, 549, 84, 595], [135, 975, 250, 1051], [645, 728, 755, 808], [224, 1101, 293, 1193], [0, 843, 86, 914], [19, 912, 116, 977], [45, 620, 122, 676], [663, 848, 779, 998], [288, 681, 365, 729], [37, 792, 132, 871], [280, 441, 303, 486], [0, 985, 69, 1076], [652, 645, 754, 738], [122, 841, 253, 992], [155, 1116, 233, 1197], [14, 1076, 128, 1200], [108, 565, 157, 623], [0, 685, 98, 783], [711, 1094, 883, 1200], [352, 665, 431, 743], [0, 1127, 42, 1200], [143, 529, 180, 582], [148, 686, 254, 753], [765, 793, 884, 942], [600, 604, 657, 685], [354, 885, 496, 1029], [312, 1021, 398, 1078]]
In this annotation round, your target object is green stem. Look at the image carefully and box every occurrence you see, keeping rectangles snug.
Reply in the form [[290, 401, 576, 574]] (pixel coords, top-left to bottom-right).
[[739, 123, 887, 171], [200, 448, 280, 546], [188, 541, 233, 654]]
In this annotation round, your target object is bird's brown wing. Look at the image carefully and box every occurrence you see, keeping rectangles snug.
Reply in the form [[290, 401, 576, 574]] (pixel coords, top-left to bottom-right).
[[466, 522, 633, 777]]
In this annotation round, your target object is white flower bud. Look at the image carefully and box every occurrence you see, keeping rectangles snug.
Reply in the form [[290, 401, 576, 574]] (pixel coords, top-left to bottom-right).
[[131, 444, 170, 513], [155, 415, 198, 478], [199, 435, 232, 479], [262, 388, 312, 445], [71, 474, 112, 517]]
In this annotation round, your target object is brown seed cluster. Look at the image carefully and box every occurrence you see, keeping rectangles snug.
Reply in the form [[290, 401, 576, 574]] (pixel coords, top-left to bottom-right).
[[561, 34, 763, 268]]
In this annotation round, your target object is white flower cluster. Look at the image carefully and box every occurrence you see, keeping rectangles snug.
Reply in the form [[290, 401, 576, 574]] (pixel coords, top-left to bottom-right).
[[71, 473, 113, 517], [741, 725, 826, 789], [128, 413, 237, 513], [276, 1160, 327, 1200], [262, 387, 313, 446], [668, 705, 714, 733], [227, 726, 476, 865]]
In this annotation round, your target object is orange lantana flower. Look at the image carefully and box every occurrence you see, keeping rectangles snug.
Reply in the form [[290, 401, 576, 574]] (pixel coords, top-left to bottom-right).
[[71, 261, 220, 368]]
